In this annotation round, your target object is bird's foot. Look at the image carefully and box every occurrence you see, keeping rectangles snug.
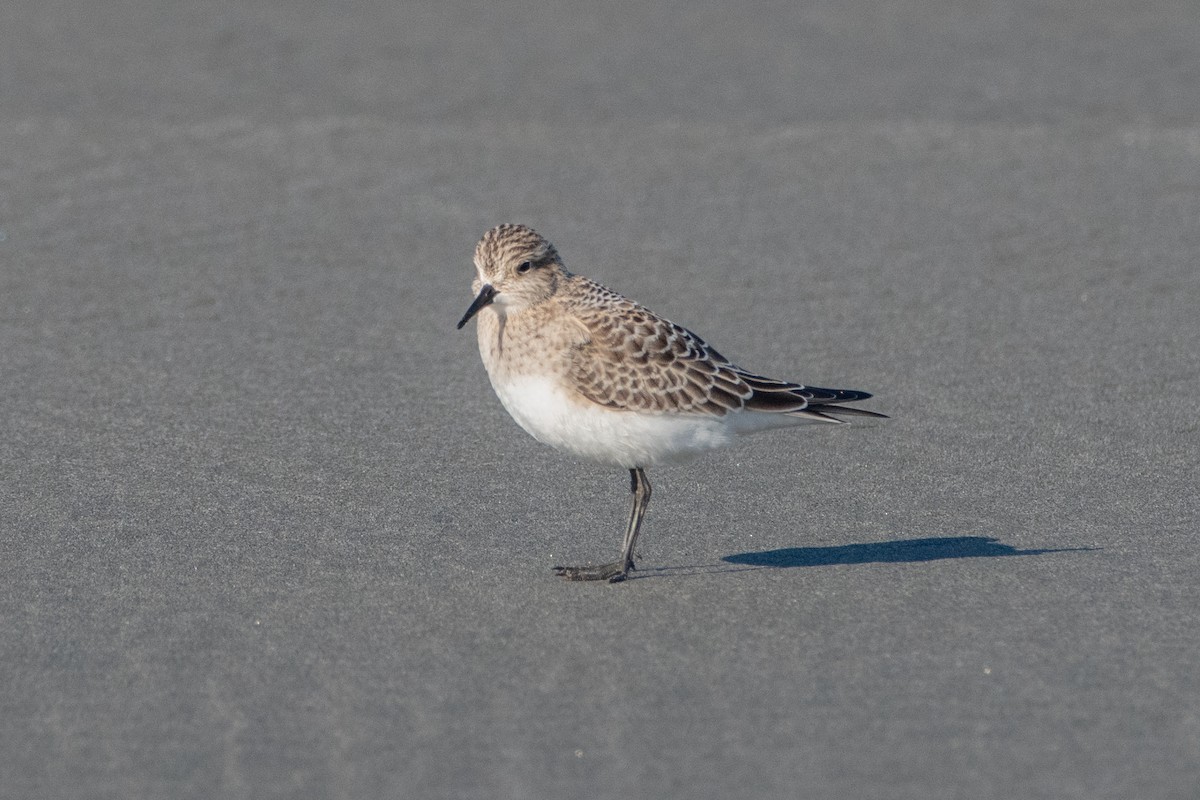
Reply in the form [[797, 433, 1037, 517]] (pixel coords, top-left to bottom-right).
[[553, 561, 633, 583]]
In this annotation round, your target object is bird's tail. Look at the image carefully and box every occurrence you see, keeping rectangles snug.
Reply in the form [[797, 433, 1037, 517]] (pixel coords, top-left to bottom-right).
[[737, 372, 888, 423]]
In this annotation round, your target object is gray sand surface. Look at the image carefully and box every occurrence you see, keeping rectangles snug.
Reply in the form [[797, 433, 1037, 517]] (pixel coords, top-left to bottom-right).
[[2, 2, 1198, 797]]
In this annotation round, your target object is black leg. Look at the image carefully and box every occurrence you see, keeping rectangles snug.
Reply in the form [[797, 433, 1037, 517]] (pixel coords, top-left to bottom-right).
[[617, 467, 651, 575], [554, 467, 652, 583]]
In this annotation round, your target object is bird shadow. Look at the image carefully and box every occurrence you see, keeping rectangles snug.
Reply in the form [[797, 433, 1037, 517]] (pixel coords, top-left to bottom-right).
[[637, 535, 1096, 579], [723, 535, 1091, 567]]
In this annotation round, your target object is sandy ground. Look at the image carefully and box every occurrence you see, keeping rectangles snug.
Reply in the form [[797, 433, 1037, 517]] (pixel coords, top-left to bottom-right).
[[2, 2, 1199, 797]]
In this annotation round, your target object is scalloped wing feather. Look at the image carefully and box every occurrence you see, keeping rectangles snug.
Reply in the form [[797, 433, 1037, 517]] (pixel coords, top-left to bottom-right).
[[564, 280, 754, 416], [562, 277, 882, 420]]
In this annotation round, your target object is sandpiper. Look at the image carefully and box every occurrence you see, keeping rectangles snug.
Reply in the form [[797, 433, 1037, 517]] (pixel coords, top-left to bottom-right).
[[458, 224, 885, 582]]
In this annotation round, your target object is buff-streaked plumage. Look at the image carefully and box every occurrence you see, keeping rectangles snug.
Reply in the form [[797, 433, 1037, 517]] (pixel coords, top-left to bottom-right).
[[564, 280, 877, 419], [458, 223, 885, 582], [468, 224, 877, 424]]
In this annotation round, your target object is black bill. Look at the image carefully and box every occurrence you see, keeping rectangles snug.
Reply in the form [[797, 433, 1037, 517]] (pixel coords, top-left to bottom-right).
[[456, 284, 498, 329]]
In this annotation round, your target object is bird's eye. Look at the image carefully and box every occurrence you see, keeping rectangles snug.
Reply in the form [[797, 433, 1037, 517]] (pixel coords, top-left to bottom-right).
[[516, 261, 533, 274]]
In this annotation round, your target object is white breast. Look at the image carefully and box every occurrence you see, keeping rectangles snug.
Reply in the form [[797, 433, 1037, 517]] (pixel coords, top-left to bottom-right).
[[488, 373, 736, 468]]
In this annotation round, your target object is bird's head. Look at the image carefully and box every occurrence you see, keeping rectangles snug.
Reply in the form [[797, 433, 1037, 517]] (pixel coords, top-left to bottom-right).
[[457, 224, 568, 329]]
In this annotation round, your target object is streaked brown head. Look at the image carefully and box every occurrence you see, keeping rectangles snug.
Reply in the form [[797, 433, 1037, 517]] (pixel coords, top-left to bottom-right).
[[457, 224, 569, 329]]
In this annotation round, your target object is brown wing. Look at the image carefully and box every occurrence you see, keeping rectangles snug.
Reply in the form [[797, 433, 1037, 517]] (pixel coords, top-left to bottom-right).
[[564, 279, 752, 416], [562, 277, 886, 420]]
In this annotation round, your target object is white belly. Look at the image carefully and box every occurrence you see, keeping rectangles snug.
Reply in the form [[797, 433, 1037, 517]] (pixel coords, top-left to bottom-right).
[[489, 374, 736, 468]]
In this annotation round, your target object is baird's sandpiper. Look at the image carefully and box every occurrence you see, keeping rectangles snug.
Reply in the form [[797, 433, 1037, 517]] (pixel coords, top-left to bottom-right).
[[458, 224, 885, 583]]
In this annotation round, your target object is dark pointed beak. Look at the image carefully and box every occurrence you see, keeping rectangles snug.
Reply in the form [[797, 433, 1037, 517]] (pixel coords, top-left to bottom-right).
[[456, 284, 497, 329]]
